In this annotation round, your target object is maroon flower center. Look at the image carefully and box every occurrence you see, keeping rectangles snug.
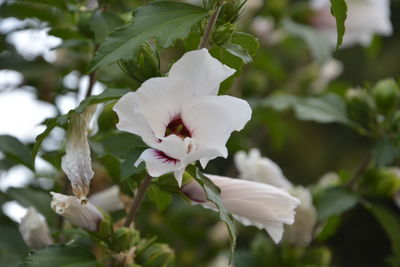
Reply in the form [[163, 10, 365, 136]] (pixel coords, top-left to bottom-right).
[[154, 150, 179, 165], [165, 117, 191, 138]]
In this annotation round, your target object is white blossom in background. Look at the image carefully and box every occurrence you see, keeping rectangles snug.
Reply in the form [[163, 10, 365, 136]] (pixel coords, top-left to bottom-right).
[[311, 59, 343, 92], [318, 172, 340, 188], [283, 186, 317, 246], [182, 174, 300, 243], [61, 106, 96, 199], [7, 28, 62, 62], [50, 192, 103, 231], [250, 17, 286, 45], [114, 49, 252, 186], [0, 70, 23, 90], [234, 148, 292, 189], [234, 149, 317, 246], [89, 186, 124, 212], [19, 208, 53, 250], [310, 0, 393, 48], [208, 254, 232, 267]]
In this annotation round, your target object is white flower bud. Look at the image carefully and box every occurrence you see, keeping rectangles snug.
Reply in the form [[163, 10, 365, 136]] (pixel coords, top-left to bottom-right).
[[61, 106, 96, 199], [89, 186, 124, 212], [50, 192, 103, 231], [234, 149, 293, 189], [19, 207, 53, 250], [183, 174, 300, 243], [283, 186, 317, 246], [311, 59, 343, 92]]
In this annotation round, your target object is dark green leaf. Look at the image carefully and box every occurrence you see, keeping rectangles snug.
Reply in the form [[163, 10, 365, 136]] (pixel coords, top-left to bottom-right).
[[147, 185, 172, 211], [330, 0, 347, 49], [186, 165, 237, 260], [7, 187, 57, 226], [87, 1, 208, 72], [372, 139, 400, 167], [0, 2, 64, 25], [89, 11, 125, 44], [316, 186, 359, 221], [19, 244, 97, 267], [0, 135, 33, 169], [364, 202, 400, 266], [120, 148, 146, 181], [282, 19, 331, 64], [0, 223, 28, 267], [74, 88, 130, 114]]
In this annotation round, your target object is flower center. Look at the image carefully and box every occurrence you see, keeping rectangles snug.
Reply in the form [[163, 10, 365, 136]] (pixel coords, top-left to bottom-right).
[[165, 117, 191, 138], [154, 150, 179, 165]]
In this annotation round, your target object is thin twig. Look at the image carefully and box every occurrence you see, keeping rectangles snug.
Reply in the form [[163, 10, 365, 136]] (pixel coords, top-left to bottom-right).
[[85, 71, 97, 98], [198, 0, 224, 49], [346, 154, 372, 189], [123, 174, 152, 227]]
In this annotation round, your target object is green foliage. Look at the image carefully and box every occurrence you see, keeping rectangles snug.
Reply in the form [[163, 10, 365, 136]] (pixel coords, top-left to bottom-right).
[[329, 0, 347, 49], [89, 11, 125, 45], [186, 165, 237, 261], [316, 186, 359, 221], [19, 244, 98, 267], [147, 185, 172, 212], [364, 202, 400, 266], [0, 223, 29, 267], [135, 238, 175, 267], [87, 1, 208, 72], [282, 19, 331, 64], [0, 135, 33, 170]]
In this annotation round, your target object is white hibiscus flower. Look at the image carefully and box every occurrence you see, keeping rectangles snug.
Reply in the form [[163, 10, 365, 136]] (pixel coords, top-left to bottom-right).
[[113, 49, 252, 186]]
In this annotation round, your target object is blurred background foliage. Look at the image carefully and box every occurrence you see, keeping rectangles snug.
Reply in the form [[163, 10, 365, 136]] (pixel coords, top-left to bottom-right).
[[0, 0, 400, 266]]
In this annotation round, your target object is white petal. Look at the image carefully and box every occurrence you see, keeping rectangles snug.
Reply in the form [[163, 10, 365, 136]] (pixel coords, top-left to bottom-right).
[[182, 174, 300, 243], [283, 186, 317, 246], [234, 148, 293, 189], [50, 192, 103, 232], [89, 186, 124, 212], [113, 77, 194, 142], [135, 149, 184, 185], [168, 49, 235, 97], [19, 207, 53, 250], [61, 106, 96, 199], [182, 95, 252, 159]]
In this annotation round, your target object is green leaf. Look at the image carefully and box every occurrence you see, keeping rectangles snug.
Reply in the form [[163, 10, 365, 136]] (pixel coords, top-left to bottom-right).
[[147, 185, 172, 211], [231, 32, 259, 57], [186, 165, 237, 260], [364, 202, 400, 265], [222, 43, 252, 64], [89, 11, 125, 45], [87, 1, 208, 72], [294, 94, 353, 126], [0, 135, 33, 169], [18, 0, 68, 10], [120, 147, 146, 181], [282, 19, 331, 64], [316, 186, 359, 221], [19, 244, 97, 267], [7, 187, 57, 226], [372, 139, 400, 167], [32, 115, 68, 164], [330, 0, 347, 49], [0, 223, 28, 267], [32, 88, 129, 162], [74, 88, 130, 114]]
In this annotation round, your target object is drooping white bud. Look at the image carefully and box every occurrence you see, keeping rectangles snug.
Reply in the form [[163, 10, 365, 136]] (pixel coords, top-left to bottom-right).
[[50, 192, 103, 231], [283, 186, 317, 246], [234, 149, 293, 189], [19, 207, 53, 250], [89, 186, 124, 212], [182, 174, 300, 243], [61, 106, 96, 199]]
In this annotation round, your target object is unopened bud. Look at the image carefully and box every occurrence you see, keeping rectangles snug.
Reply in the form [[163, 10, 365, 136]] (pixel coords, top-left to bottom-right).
[[119, 42, 160, 82], [136, 240, 175, 266], [346, 88, 375, 128], [19, 208, 53, 250], [112, 227, 139, 252], [50, 192, 103, 231], [98, 215, 113, 240], [360, 168, 400, 197], [89, 186, 124, 212], [372, 78, 399, 115], [213, 23, 236, 46]]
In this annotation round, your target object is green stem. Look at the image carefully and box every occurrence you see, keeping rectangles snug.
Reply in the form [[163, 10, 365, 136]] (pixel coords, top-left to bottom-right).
[[198, 0, 224, 49]]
